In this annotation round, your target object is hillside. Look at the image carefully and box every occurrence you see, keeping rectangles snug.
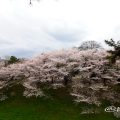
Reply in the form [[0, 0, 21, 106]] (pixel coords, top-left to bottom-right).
[[0, 48, 119, 105]]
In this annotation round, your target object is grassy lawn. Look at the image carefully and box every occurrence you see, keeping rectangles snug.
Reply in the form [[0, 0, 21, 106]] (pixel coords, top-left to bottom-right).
[[0, 85, 119, 120]]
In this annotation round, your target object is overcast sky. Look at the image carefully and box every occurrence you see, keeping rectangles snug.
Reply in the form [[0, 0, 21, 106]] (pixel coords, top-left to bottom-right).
[[0, 0, 120, 58]]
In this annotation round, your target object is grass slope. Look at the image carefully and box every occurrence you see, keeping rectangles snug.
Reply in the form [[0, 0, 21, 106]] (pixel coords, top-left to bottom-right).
[[0, 85, 118, 120]]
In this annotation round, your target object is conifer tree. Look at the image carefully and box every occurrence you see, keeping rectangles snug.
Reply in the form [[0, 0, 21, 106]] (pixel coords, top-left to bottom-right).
[[105, 39, 120, 64]]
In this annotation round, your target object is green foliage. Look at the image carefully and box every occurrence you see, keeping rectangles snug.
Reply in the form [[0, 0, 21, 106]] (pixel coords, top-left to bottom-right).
[[105, 39, 120, 64], [67, 58, 79, 62], [56, 62, 66, 68], [8, 56, 19, 64], [105, 55, 116, 65], [105, 39, 116, 47]]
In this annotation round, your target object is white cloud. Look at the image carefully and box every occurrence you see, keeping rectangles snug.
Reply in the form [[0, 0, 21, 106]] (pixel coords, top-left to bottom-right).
[[0, 0, 120, 57]]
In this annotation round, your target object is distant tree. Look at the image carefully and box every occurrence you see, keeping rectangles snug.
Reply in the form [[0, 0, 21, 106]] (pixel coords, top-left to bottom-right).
[[78, 41, 102, 50], [8, 56, 19, 65], [105, 39, 120, 64]]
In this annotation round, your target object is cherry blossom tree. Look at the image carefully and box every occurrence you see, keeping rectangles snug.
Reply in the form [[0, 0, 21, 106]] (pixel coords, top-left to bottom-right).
[[0, 48, 119, 104]]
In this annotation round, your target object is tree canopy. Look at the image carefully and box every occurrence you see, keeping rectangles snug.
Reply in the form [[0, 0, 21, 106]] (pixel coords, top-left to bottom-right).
[[78, 41, 102, 50], [8, 56, 20, 65]]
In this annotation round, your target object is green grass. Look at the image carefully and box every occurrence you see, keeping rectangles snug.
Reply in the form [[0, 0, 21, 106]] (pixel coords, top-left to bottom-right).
[[0, 85, 119, 120]]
